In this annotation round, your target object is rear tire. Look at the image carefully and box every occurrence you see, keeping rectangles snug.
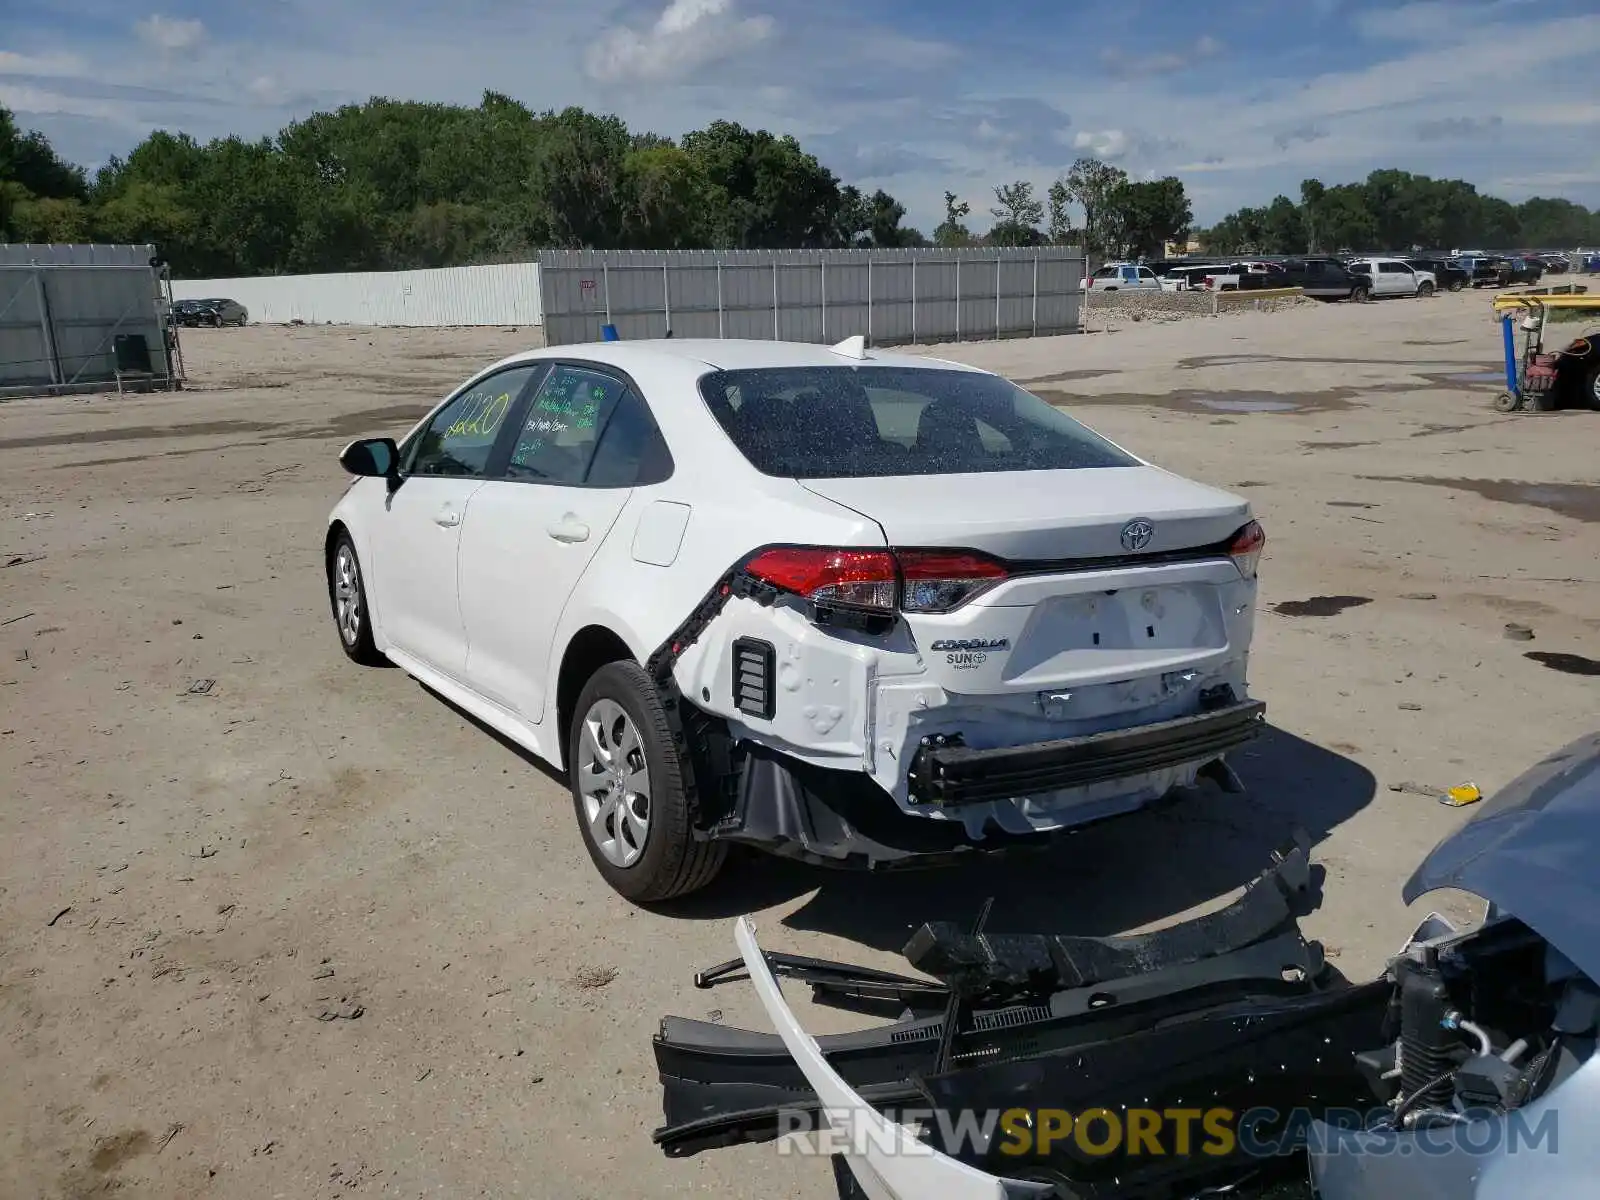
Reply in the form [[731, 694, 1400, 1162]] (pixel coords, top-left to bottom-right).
[[1583, 361, 1600, 411], [568, 661, 727, 904], [1493, 391, 1520, 413], [1448, 279, 1464, 292]]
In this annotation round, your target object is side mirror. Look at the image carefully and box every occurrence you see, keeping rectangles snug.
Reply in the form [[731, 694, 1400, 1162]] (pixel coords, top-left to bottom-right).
[[339, 437, 399, 481]]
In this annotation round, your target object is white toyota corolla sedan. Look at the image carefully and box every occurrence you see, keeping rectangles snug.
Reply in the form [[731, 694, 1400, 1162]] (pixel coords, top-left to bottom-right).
[[326, 336, 1266, 902]]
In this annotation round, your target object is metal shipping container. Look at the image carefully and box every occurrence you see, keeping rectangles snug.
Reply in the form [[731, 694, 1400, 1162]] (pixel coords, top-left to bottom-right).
[[0, 243, 174, 396]]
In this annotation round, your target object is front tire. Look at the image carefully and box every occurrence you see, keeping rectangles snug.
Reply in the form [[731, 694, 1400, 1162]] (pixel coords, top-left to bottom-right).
[[328, 533, 385, 665], [1351, 285, 1371, 303], [1417, 281, 1435, 298], [568, 661, 726, 903]]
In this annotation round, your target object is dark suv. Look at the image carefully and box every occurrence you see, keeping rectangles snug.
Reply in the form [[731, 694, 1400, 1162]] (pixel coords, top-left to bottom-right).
[[1275, 257, 1365, 301], [1405, 258, 1470, 291]]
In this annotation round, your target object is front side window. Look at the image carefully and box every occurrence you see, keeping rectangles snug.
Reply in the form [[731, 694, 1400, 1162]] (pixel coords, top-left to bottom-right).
[[697, 366, 1138, 480], [407, 364, 543, 477]]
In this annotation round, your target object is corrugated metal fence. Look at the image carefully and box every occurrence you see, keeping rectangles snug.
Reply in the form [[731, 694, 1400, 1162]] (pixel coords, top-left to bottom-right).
[[538, 247, 1085, 347], [0, 243, 174, 395], [170, 262, 544, 327]]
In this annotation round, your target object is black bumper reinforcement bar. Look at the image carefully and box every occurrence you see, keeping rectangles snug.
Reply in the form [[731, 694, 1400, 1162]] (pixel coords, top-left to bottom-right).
[[907, 698, 1267, 807]]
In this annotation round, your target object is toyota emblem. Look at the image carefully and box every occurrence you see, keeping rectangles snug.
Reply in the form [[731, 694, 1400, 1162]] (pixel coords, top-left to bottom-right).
[[1120, 519, 1155, 552]]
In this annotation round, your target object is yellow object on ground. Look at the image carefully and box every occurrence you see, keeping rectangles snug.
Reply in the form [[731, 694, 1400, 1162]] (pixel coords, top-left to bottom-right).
[[1441, 783, 1482, 807]]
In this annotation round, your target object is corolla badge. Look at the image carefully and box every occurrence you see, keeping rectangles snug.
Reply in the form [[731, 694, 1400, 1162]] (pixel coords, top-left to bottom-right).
[[1120, 518, 1155, 552]]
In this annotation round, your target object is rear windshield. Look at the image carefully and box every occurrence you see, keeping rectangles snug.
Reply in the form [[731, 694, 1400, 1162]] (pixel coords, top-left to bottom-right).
[[696, 366, 1138, 479]]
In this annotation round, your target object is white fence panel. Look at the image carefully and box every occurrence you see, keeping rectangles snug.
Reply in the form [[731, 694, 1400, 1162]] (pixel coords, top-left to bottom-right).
[[171, 262, 543, 327]]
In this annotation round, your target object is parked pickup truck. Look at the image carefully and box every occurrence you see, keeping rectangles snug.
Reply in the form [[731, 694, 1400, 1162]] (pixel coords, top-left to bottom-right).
[[1346, 257, 1437, 298], [1491, 256, 1545, 286], [1274, 257, 1366, 301], [1159, 264, 1226, 291], [1201, 261, 1285, 291]]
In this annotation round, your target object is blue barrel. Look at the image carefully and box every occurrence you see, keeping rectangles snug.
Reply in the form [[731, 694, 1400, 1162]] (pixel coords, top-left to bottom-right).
[[600, 324, 619, 342]]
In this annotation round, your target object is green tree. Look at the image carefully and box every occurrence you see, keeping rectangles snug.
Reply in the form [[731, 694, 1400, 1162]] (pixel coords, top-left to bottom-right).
[[1061, 158, 1128, 257], [932, 191, 972, 247], [1046, 179, 1074, 244], [681, 120, 845, 248], [987, 181, 1044, 246], [10, 195, 92, 241], [623, 143, 713, 248], [1109, 176, 1192, 258], [1259, 195, 1304, 254], [527, 107, 633, 248]]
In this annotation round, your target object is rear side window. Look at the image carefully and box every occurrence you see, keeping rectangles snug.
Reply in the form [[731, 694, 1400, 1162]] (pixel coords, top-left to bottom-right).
[[696, 366, 1138, 479], [505, 365, 627, 484]]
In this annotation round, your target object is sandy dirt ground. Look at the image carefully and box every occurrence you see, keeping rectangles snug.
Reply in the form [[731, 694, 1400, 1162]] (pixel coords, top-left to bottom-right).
[[3, 292, 1598, 1199]]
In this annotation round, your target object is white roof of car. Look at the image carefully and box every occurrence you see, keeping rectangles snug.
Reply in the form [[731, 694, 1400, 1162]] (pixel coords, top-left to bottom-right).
[[485, 338, 987, 377]]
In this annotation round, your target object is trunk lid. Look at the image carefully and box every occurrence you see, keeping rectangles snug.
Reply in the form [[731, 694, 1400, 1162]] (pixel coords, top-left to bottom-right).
[[800, 466, 1250, 561], [804, 467, 1256, 706]]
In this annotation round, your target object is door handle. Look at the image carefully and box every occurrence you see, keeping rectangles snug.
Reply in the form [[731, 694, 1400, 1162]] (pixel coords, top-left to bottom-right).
[[547, 516, 590, 543], [434, 507, 461, 528]]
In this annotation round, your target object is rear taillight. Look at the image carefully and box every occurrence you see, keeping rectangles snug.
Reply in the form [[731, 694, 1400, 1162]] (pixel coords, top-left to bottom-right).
[[743, 546, 1008, 615], [1229, 520, 1265, 579], [898, 549, 1007, 613], [743, 548, 898, 611]]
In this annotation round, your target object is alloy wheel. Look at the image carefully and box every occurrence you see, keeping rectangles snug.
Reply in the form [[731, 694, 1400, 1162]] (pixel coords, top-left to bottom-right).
[[333, 544, 361, 646], [577, 699, 652, 868]]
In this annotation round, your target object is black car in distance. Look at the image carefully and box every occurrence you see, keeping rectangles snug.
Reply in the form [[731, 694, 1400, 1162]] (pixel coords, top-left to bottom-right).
[[172, 297, 249, 327]]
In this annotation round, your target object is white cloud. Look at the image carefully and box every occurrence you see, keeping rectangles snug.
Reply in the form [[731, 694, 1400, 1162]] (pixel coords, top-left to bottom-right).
[[246, 74, 280, 103], [135, 15, 206, 53], [1354, 0, 1543, 42], [0, 50, 88, 77], [1099, 34, 1223, 77], [584, 0, 775, 83], [1072, 129, 1129, 158], [0, 83, 135, 125]]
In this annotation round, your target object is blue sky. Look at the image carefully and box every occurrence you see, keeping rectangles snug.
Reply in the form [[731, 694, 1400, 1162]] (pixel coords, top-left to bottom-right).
[[4, 0, 1600, 234]]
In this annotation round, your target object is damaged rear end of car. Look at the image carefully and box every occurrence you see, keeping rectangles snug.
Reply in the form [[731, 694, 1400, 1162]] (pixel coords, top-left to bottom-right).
[[660, 359, 1266, 867]]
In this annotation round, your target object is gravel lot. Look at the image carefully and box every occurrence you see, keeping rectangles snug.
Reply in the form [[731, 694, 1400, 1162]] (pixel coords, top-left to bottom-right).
[[4, 291, 1598, 1199]]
